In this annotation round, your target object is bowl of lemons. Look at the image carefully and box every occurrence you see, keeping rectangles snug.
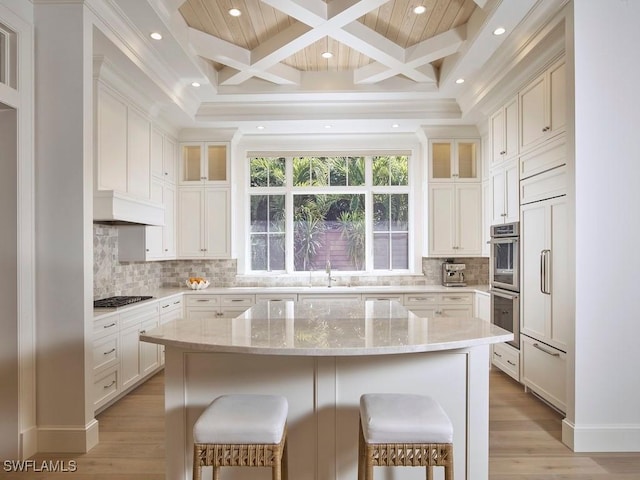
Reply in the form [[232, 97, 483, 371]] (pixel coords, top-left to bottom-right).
[[186, 277, 210, 290]]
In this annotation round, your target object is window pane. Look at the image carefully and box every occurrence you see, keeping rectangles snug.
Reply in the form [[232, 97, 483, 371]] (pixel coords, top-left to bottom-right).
[[390, 194, 409, 230], [348, 157, 365, 186], [389, 156, 408, 186], [373, 233, 390, 269], [269, 234, 286, 270], [373, 193, 389, 231], [269, 195, 285, 232], [372, 156, 390, 186], [250, 157, 285, 187], [391, 233, 409, 269], [329, 157, 347, 186], [250, 196, 267, 232], [251, 235, 267, 270], [294, 194, 365, 271], [292, 156, 330, 186]]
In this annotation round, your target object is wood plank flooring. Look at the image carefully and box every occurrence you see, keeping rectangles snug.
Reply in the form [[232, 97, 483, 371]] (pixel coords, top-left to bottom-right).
[[5, 368, 640, 479]]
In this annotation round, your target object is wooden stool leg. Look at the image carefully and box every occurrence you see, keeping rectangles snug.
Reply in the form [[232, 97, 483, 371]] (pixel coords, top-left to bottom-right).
[[445, 465, 453, 480], [193, 446, 202, 480], [282, 438, 289, 480], [212, 466, 220, 480], [425, 465, 433, 480], [272, 461, 281, 480], [358, 422, 364, 480]]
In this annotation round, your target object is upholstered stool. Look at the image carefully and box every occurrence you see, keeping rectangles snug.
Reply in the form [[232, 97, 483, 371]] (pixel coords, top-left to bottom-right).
[[358, 393, 454, 480], [192, 394, 288, 480]]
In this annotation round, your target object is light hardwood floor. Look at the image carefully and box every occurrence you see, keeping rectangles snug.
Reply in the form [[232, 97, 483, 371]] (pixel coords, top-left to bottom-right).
[[5, 368, 640, 479]]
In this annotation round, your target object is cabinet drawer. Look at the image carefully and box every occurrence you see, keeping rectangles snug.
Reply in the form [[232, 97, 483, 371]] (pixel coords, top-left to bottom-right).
[[520, 135, 566, 180], [438, 293, 472, 305], [521, 335, 566, 412], [186, 295, 220, 307], [159, 296, 182, 311], [520, 165, 566, 205], [492, 343, 520, 382], [220, 295, 255, 307], [362, 294, 403, 302], [93, 335, 119, 373], [255, 294, 297, 302], [403, 294, 438, 306], [93, 314, 119, 340], [120, 303, 159, 329], [93, 367, 119, 410]]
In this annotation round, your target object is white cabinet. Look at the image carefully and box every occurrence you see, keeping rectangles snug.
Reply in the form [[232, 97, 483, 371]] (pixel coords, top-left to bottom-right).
[[184, 294, 255, 320], [519, 57, 566, 153], [179, 142, 229, 185], [403, 293, 473, 318], [177, 187, 230, 258], [118, 182, 176, 261], [119, 303, 159, 391], [489, 96, 518, 166], [492, 342, 520, 382], [95, 82, 152, 200], [152, 128, 177, 183], [429, 184, 482, 256], [474, 293, 490, 321], [159, 295, 183, 364], [519, 135, 566, 181], [521, 335, 566, 412], [429, 139, 480, 182], [490, 158, 519, 225], [520, 195, 571, 353]]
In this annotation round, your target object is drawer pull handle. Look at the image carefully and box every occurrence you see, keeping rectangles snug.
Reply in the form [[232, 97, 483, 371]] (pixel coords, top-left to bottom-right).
[[103, 380, 116, 389], [444, 297, 464, 301], [507, 360, 516, 366], [493, 351, 503, 358], [162, 304, 170, 309], [174, 301, 181, 305], [533, 343, 560, 357], [103, 348, 116, 355], [103, 322, 116, 329], [215, 312, 224, 317], [412, 297, 427, 301], [230, 299, 245, 302], [196, 299, 210, 303], [139, 330, 146, 334]]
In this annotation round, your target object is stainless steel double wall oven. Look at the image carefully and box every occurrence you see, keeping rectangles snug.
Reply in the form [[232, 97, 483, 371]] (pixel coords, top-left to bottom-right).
[[489, 222, 520, 349]]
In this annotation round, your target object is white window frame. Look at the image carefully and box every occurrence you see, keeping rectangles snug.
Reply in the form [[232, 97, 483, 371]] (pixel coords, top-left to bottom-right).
[[245, 153, 414, 275]]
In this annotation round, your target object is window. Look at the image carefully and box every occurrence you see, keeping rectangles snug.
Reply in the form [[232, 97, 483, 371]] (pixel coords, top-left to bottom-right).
[[248, 154, 410, 273], [0, 23, 16, 89]]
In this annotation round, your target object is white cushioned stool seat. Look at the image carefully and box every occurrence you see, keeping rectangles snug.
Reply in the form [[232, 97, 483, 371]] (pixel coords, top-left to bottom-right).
[[194, 394, 288, 444], [360, 393, 453, 444]]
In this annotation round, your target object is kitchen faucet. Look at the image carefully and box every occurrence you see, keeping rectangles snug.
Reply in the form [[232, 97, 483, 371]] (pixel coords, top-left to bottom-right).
[[325, 260, 336, 288]]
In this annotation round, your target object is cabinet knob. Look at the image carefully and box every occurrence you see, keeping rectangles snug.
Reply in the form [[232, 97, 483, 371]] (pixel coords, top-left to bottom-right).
[[164, 249, 168, 252], [200, 176, 207, 180], [542, 126, 550, 132], [164, 172, 168, 176], [500, 150, 506, 155], [146, 248, 150, 252]]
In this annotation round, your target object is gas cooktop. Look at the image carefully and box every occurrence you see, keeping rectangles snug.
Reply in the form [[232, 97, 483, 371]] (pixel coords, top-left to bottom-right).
[[93, 295, 153, 308]]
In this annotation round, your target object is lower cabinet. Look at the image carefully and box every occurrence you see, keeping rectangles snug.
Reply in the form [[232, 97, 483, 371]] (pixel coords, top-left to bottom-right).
[[492, 342, 520, 382], [92, 302, 162, 413], [403, 293, 473, 317], [184, 294, 255, 320], [521, 334, 567, 412]]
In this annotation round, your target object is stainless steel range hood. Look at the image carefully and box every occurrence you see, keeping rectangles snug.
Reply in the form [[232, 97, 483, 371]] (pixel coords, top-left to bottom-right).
[[93, 190, 164, 226]]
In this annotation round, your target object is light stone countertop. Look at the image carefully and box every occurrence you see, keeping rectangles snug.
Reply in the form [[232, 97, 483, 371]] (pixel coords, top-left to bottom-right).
[[140, 299, 511, 356]]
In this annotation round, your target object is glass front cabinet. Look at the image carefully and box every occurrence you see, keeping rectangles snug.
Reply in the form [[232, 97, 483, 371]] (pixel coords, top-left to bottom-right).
[[180, 142, 229, 184], [429, 139, 480, 182]]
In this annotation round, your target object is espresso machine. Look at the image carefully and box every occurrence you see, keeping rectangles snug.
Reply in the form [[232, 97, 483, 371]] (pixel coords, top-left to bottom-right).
[[442, 262, 466, 287]]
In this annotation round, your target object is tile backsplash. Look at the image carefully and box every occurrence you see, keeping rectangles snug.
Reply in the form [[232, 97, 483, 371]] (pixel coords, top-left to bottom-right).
[[94, 225, 489, 298]]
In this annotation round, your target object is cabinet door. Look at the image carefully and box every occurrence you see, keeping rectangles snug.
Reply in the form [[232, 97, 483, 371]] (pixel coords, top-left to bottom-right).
[[521, 335, 566, 412], [96, 86, 127, 192], [503, 160, 519, 222], [145, 180, 164, 259], [163, 136, 176, 183], [204, 188, 230, 258], [549, 198, 570, 351], [520, 201, 548, 340], [548, 60, 566, 137], [139, 318, 159, 376], [181, 143, 204, 184], [489, 108, 505, 166], [475, 294, 490, 322], [504, 97, 519, 159], [456, 140, 479, 180], [151, 128, 164, 179], [127, 108, 151, 199], [456, 184, 482, 254], [430, 141, 452, 180], [177, 188, 204, 257], [438, 305, 473, 317], [206, 143, 228, 182], [520, 74, 546, 151], [163, 184, 176, 257], [490, 167, 506, 225], [120, 325, 141, 390], [429, 184, 455, 255]]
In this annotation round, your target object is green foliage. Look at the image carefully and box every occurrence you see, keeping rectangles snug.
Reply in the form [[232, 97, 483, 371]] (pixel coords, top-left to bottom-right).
[[337, 210, 366, 270]]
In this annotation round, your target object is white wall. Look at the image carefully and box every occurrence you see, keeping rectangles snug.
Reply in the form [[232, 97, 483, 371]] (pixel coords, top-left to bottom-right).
[[568, 0, 640, 451]]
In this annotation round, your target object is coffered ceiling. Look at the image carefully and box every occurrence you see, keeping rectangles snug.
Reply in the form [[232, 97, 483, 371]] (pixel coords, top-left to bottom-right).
[[97, 0, 567, 133]]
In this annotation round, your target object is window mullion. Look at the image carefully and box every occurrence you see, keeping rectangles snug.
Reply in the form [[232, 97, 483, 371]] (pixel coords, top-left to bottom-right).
[[285, 158, 294, 273]]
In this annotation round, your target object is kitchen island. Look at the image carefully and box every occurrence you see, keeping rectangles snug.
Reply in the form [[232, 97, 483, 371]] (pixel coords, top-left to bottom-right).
[[141, 299, 511, 480]]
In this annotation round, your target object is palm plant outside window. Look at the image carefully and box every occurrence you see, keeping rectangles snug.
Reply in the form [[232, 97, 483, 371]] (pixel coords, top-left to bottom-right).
[[249, 155, 409, 273]]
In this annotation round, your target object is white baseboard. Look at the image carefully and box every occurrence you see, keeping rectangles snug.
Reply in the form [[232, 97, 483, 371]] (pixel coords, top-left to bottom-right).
[[20, 426, 38, 459], [563, 419, 640, 452], [37, 419, 99, 453]]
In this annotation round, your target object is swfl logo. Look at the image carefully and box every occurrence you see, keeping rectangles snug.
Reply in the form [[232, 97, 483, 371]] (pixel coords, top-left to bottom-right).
[[3, 459, 78, 472]]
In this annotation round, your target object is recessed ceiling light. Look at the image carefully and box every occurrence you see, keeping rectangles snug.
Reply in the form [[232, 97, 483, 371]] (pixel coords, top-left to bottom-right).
[[228, 8, 241, 17], [321, 51, 333, 59], [191, 82, 201, 87], [257, 125, 265, 130], [392, 123, 400, 128], [493, 27, 506, 36], [455, 78, 465, 84], [413, 5, 427, 14], [324, 125, 332, 129], [150, 32, 162, 40]]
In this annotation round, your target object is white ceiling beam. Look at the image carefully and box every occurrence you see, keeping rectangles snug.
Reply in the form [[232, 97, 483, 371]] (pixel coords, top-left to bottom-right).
[[221, 0, 389, 85], [472, 0, 489, 9], [354, 26, 465, 84]]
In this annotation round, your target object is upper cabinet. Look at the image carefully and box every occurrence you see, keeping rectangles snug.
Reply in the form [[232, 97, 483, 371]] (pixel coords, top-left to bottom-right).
[[429, 139, 480, 182], [151, 128, 176, 184], [179, 142, 229, 185], [489, 96, 518, 166], [519, 57, 566, 153]]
